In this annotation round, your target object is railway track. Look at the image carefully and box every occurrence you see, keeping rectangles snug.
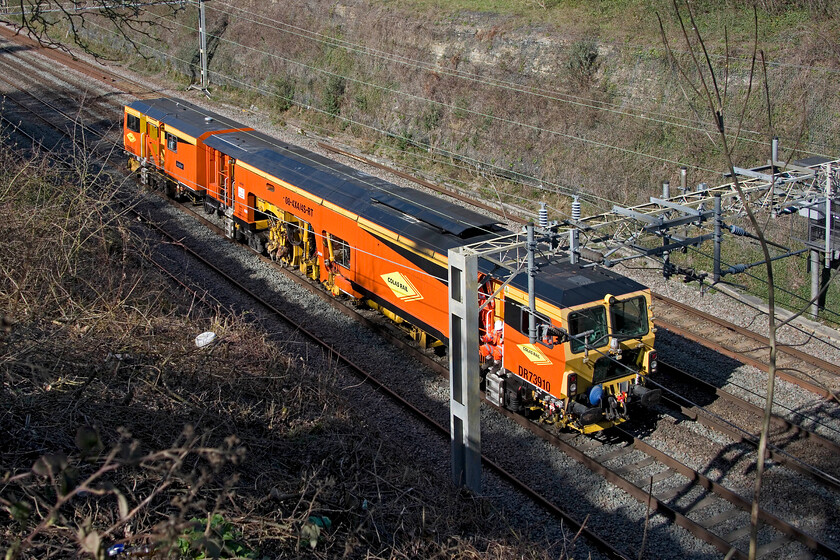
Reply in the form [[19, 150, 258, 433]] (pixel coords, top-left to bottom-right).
[[2, 29, 840, 558], [654, 294, 840, 399], [657, 362, 840, 489], [515, 415, 839, 560], [170, 197, 840, 560]]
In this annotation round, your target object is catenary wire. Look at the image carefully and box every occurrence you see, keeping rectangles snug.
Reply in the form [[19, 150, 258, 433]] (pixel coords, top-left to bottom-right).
[[209, 0, 838, 158], [211, 0, 839, 158], [85, 10, 840, 349]]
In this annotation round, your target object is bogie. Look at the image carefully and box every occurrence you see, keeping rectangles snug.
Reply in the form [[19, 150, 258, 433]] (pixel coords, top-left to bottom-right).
[[123, 97, 659, 434]]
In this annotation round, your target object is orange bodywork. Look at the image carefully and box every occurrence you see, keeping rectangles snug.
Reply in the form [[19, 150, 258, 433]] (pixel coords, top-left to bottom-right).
[[230, 158, 451, 338], [123, 104, 251, 196], [123, 97, 659, 433]]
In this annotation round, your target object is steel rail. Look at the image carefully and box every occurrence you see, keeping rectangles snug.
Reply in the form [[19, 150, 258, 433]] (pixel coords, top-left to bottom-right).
[[614, 426, 840, 560], [654, 318, 836, 400], [4, 38, 837, 559], [156, 118, 840, 560], [497, 404, 840, 559], [657, 363, 840, 492], [0, 74, 632, 560], [0, 24, 154, 97], [656, 293, 840, 384]]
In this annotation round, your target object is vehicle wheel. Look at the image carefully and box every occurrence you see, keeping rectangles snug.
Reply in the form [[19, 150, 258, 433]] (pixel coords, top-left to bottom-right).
[[249, 233, 265, 254], [165, 182, 176, 199], [203, 199, 215, 215], [507, 389, 522, 413]]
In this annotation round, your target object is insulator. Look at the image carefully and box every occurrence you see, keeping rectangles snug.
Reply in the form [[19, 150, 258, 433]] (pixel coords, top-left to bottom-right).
[[538, 202, 549, 229], [728, 224, 746, 236], [727, 263, 748, 274], [571, 196, 581, 222]]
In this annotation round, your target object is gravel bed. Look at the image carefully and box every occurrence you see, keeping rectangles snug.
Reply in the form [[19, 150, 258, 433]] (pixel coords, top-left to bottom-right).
[[654, 327, 840, 440], [122, 91, 840, 559], [7, 34, 840, 558]]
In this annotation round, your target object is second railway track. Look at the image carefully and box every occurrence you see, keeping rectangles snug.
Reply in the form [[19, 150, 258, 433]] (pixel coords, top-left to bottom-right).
[[2, 27, 840, 558]]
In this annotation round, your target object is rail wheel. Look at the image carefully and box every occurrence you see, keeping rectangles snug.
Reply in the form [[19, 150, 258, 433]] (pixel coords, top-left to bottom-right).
[[248, 233, 265, 255]]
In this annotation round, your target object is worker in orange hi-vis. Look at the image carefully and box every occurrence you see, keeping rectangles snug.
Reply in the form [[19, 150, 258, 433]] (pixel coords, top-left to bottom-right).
[[480, 320, 504, 375]]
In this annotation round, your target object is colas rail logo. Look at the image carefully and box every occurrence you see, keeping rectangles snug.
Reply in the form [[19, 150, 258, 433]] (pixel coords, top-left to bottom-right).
[[381, 272, 423, 302], [517, 343, 552, 366]]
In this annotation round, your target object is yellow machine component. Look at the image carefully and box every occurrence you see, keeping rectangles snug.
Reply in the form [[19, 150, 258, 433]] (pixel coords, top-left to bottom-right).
[[298, 221, 319, 281], [279, 215, 306, 271], [256, 199, 320, 281], [367, 300, 404, 324], [265, 218, 286, 259], [365, 300, 442, 349], [410, 326, 443, 349], [323, 233, 341, 297]]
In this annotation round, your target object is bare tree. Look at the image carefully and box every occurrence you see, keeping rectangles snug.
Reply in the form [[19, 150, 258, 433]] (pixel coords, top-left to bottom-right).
[[658, 3, 810, 558], [0, 0, 187, 59]]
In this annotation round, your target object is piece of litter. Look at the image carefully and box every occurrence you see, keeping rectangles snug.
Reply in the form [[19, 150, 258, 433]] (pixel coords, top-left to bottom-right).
[[195, 332, 217, 348]]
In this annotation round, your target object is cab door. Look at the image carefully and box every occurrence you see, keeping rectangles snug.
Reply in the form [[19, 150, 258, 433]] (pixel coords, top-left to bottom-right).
[[145, 119, 162, 168], [123, 110, 142, 157], [220, 155, 235, 208]]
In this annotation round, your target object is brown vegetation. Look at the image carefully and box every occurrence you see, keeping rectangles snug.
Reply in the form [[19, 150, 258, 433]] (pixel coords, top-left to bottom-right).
[[0, 134, 575, 557]]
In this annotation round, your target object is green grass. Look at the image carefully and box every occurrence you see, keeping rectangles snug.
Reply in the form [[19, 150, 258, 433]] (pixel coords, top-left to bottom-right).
[[669, 229, 840, 326]]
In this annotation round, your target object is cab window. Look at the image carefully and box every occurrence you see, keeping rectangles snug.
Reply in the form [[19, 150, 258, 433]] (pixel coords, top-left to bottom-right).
[[504, 299, 550, 336], [568, 306, 608, 353], [611, 296, 648, 338], [166, 132, 178, 153], [126, 113, 140, 133]]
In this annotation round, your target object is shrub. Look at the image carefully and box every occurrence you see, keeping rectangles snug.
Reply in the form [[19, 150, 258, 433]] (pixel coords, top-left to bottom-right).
[[567, 39, 600, 87], [273, 76, 295, 112], [323, 75, 346, 116]]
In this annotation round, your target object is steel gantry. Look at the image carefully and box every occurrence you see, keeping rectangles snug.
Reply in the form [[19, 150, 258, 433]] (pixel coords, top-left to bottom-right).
[[570, 152, 839, 315]]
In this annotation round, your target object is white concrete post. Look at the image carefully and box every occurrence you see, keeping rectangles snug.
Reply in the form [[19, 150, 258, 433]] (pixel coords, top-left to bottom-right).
[[448, 247, 481, 492]]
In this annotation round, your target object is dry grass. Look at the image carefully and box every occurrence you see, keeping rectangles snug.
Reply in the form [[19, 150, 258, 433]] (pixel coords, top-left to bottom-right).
[[0, 136, 581, 557], [31, 1, 837, 227]]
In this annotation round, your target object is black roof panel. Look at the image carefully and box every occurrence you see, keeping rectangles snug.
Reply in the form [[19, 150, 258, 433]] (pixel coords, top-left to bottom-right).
[[203, 127, 504, 251], [127, 98, 245, 140], [480, 254, 647, 309]]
